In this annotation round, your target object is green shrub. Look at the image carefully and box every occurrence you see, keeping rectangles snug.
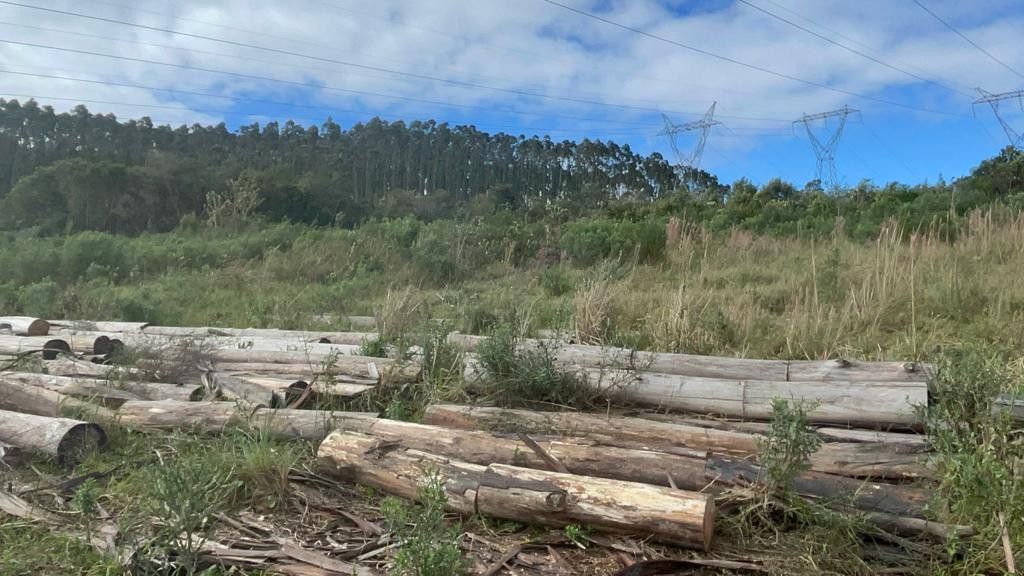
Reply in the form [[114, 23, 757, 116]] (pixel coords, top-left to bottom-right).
[[381, 470, 466, 576]]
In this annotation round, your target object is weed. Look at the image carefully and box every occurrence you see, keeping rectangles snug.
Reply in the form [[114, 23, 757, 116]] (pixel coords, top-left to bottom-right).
[[563, 523, 591, 548], [757, 398, 822, 499], [381, 470, 466, 576]]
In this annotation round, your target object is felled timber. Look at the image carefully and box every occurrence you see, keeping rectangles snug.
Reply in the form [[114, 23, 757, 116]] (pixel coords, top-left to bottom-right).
[[0, 316, 49, 336], [862, 512, 974, 542], [0, 373, 140, 407], [62, 332, 362, 359], [422, 405, 929, 479], [317, 430, 715, 550], [0, 378, 116, 420], [207, 350, 419, 384], [705, 455, 929, 518], [3, 372, 203, 402], [212, 362, 378, 385], [142, 325, 375, 346], [0, 409, 106, 465], [450, 334, 928, 382], [50, 320, 150, 332], [329, 417, 708, 489], [114, 400, 376, 441], [0, 336, 71, 359]]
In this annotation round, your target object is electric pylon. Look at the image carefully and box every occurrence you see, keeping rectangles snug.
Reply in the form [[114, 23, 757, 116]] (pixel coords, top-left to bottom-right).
[[794, 105, 860, 190], [974, 88, 1024, 148], [661, 102, 721, 169]]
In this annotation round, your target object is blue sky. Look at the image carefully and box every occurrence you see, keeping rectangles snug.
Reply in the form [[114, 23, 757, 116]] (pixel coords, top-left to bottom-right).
[[1, 0, 1023, 187]]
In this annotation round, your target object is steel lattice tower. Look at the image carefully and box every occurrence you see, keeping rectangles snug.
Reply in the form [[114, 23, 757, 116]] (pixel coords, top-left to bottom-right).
[[661, 102, 722, 169], [794, 105, 860, 190], [974, 88, 1024, 148]]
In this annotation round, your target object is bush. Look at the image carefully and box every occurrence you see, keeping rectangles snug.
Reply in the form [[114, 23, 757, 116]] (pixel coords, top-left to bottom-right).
[[560, 218, 665, 266]]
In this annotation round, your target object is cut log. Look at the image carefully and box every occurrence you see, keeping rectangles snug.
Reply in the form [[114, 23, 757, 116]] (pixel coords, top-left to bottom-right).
[[705, 455, 929, 518], [330, 418, 708, 489], [142, 325, 375, 346], [422, 405, 929, 480], [0, 373, 140, 407], [0, 409, 106, 465], [317, 431, 715, 550], [862, 511, 974, 542], [450, 335, 929, 382], [2, 372, 202, 403], [50, 320, 150, 332], [207, 350, 419, 384], [62, 332, 363, 358], [0, 378, 117, 420], [212, 362, 378, 385], [0, 336, 71, 359], [114, 400, 376, 441], [43, 357, 120, 379], [0, 316, 49, 336]]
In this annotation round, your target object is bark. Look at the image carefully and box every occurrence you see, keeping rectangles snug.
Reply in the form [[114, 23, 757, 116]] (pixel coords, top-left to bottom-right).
[[705, 455, 930, 518], [114, 400, 376, 441], [0, 409, 106, 465], [0, 316, 50, 336], [450, 335, 928, 382], [317, 431, 715, 550], [330, 417, 708, 489], [0, 378, 117, 420], [3, 372, 203, 402], [422, 405, 929, 480], [862, 511, 974, 542]]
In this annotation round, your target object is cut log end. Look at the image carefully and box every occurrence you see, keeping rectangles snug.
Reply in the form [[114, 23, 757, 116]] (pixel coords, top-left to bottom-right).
[[57, 423, 107, 466], [42, 339, 71, 360]]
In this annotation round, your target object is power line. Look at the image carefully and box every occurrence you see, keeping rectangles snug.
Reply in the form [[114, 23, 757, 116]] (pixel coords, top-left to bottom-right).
[[735, 0, 972, 98], [0, 1, 784, 121], [540, 0, 967, 117], [910, 0, 1024, 80]]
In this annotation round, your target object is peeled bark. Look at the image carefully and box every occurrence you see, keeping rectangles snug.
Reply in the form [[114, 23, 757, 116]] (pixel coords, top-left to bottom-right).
[[422, 405, 929, 480], [330, 417, 708, 489], [0, 409, 106, 465], [450, 335, 928, 382], [114, 400, 376, 441], [0, 378, 117, 420], [3, 372, 202, 402], [705, 455, 929, 518], [317, 431, 715, 550], [0, 317, 50, 336]]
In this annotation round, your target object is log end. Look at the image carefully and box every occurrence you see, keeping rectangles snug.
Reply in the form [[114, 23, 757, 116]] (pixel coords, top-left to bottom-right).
[[56, 422, 107, 466], [42, 339, 72, 361]]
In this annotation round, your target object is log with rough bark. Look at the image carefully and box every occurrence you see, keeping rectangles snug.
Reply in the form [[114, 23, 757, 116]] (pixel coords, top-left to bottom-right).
[[862, 511, 974, 542], [450, 335, 929, 382], [705, 455, 929, 518], [0, 373, 140, 407], [0, 378, 117, 420], [317, 431, 715, 550], [422, 405, 929, 480], [0, 409, 106, 465], [464, 360, 925, 426], [0, 336, 71, 359], [3, 372, 203, 402], [329, 417, 708, 489], [114, 400, 376, 441], [0, 316, 50, 336]]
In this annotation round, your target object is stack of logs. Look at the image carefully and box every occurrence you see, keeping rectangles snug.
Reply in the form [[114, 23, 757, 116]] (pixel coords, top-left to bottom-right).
[[0, 316, 980, 553]]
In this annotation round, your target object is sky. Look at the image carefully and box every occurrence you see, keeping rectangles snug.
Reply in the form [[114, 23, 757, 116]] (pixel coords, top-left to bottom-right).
[[1, 0, 1023, 187]]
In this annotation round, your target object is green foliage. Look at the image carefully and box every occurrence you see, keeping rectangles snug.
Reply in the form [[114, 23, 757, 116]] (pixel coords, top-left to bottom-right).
[[757, 398, 822, 497], [475, 325, 598, 409], [381, 470, 466, 576], [560, 218, 666, 266], [16, 278, 60, 318], [538, 265, 574, 297]]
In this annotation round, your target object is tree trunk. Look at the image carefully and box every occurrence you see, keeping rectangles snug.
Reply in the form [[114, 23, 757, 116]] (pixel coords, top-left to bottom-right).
[[63, 332, 362, 358], [141, 325, 375, 345], [422, 405, 929, 480], [642, 413, 929, 446], [450, 335, 928, 382], [3, 372, 203, 402], [208, 351, 419, 384], [0, 316, 49, 336], [330, 417, 708, 489], [114, 400, 376, 441], [862, 511, 974, 542], [50, 320, 150, 332], [0, 409, 106, 465], [317, 431, 715, 550], [705, 455, 930, 518], [211, 362, 378, 385], [0, 336, 71, 359], [0, 379, 117, 420]]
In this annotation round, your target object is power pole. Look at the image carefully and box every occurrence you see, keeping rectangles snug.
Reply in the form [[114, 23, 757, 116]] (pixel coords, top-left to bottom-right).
[[661, 102, 721, 169], [974, 88, 1024, 148], [794, 105, 859, 190]]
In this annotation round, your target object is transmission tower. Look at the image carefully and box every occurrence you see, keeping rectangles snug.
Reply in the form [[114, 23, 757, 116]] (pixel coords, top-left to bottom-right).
[[793, 105, 860, 190], [974, 88, 1024, 148], [661, 102, 722, 169]]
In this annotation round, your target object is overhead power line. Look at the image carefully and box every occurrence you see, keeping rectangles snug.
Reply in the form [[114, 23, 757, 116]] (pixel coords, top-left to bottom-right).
[[0, 0, 780, 121], [735, 0, 972, 98], [794, 105, 861, 189], [540, 0, 966, 117], [910, 0, 1024, 80]]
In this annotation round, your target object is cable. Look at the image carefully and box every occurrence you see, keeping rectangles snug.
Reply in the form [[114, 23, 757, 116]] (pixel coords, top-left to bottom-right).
[[910, 0, 1024, 80], [540, 0, 967, 117], [735, 0, 972, 98], [0, 0, 786, 120], [861, 124, 916, 178]]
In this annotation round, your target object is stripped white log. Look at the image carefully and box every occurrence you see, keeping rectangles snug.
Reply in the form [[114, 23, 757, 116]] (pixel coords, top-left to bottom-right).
[[0, 336, 71, 358], [141, 325, 375, 345], [0, 409, 106, 465], [60, 332, 362, 357], [0, 317, 49, 336], [0, 373, 141, 407], [49, 320, 150, 332], [450, 334, 928, 382], [2, 372, 203, 403]]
